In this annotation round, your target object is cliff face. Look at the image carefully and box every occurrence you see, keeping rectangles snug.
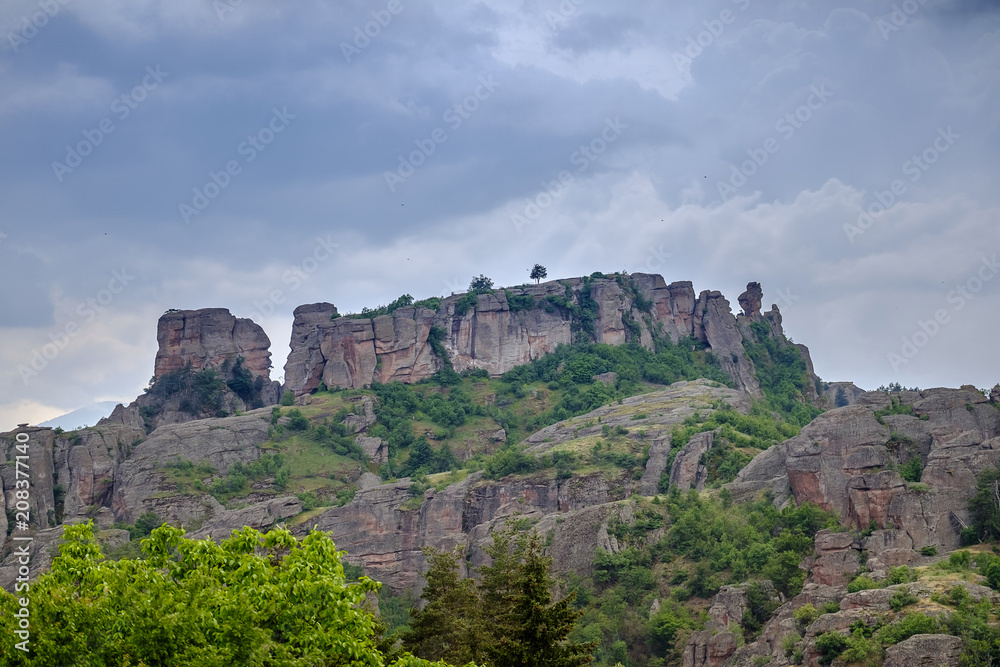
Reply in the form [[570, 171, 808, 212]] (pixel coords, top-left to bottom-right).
[[283, 275, 796, 398], [729, 386, 1000, 552], [155, 308, 274, 380]]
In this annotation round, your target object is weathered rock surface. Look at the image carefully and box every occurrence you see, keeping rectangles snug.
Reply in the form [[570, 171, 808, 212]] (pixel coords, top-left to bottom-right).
[[684, 582, 780, 667], [283, 277, 811, 397], [669, 430, 714, 492], [728, 387, 1000, 551], [883, 634, 962, 667], [301, 468, 640, 593], [154, 308, 274, 380], [525, 379, 750, 454], [810, 530, 860, 587], [186, 496, 302, 540], [111, 412, 272, 524]]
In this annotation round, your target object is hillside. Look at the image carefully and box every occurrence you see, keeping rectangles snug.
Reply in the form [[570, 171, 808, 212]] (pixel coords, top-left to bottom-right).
[[2, 272, 999, 666]]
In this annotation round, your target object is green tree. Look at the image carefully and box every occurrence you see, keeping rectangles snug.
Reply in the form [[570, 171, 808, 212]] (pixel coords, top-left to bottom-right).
[[530, 264, 547, 284], [0, 522, 463, 667], [967, 463, 1000, 543], [479, 527, 596, 667], [403, 549, 482, 665], [469, 275, 494, 294]]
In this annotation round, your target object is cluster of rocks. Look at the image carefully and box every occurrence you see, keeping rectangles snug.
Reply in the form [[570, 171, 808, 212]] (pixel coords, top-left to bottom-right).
[[281, 277, 816, 399]]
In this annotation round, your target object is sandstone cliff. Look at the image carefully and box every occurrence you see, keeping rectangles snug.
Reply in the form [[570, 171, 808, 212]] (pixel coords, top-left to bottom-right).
[[728, 386, 1000, 553], [155, 308, 274, 380], [282, 275, 818, 399]]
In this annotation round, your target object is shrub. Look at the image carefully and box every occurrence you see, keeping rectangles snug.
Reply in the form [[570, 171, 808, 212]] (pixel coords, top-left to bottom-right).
[[846, 576, 881, 593], [889, 590, 918, 611], [920, 545, 937, 556], [286, 409, 310, 431], [793, 604, 818, 628], [820, 600, 841, 615], [281, 391, 295, 406], [815, 632, 849, 664]]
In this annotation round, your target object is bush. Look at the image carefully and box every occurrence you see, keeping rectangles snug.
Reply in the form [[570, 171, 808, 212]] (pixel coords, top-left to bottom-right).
[[286, 409, 310, 431], [847, 576, 881, 593], [815, 632, 849, 664], [483, 447, 538, 480], [281, 391, 295, 406], [792, 604, 818, 628], [889, 590, 918, 611], [920, 545, 937, 556]]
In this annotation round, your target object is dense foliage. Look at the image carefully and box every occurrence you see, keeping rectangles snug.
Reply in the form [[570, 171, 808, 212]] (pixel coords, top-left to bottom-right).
[[404, 525, 595, 667], [0, 523, 462, 667], [561, 493, 839, 665], [742, 320, 822, 427]]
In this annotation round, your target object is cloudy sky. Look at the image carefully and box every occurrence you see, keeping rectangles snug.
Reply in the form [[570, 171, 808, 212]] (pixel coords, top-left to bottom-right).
[[1, 0, 998, 431]]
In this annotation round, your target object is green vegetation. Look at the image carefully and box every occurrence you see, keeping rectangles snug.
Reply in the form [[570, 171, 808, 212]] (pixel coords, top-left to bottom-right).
[[742, 320, 822, 427], [660, 402, 802, 489], [0, 522, 453, 666], [561, 493, 838, 665], [530, 263, 547, 283], [342, 293, 416, 319], [404, 524, 595, 667], [965, 462, 1000, 544]]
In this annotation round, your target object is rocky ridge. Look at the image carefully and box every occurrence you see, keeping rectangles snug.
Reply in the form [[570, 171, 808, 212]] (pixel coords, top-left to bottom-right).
[[281, 276, 816, 400]]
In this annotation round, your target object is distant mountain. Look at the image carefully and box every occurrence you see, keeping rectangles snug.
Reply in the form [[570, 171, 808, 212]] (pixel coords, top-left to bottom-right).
[[37, 401, 120, 430]]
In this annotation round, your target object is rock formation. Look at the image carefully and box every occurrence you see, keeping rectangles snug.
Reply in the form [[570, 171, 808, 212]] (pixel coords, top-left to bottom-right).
[[155, 308, 274, 380], [282, 276, 809, 398], [728, 386, 1000, 552]]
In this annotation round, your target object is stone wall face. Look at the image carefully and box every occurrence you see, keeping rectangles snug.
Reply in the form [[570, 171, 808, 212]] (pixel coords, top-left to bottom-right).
[[283, 275, 792, 397]]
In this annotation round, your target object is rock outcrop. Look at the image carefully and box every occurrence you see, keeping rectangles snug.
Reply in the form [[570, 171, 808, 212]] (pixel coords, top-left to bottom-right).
[[883, 634, 962, 667], [155, 308, 274, 380], [282, 276, 811, 398], [728, 386, 1000, 551]]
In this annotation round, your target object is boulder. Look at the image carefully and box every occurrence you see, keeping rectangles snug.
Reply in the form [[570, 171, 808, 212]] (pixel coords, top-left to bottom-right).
[[883, 634, 962, 667]]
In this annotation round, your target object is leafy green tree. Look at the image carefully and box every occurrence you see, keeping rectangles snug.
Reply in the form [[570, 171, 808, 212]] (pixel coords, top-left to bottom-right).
[[0, 522, 464, 667], [530, 264, 547, 283], [469, 275, 494, 294]]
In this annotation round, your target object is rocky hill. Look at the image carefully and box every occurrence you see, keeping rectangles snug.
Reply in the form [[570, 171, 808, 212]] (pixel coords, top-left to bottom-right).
[[2, 271, 997, 666], [283, 274, 792, 397]]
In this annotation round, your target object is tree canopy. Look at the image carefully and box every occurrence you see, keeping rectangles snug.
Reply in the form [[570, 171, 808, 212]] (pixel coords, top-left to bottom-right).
[[404, 524, 596, 667], [530, 264, 547, 283], [0, 522, 467, 667]]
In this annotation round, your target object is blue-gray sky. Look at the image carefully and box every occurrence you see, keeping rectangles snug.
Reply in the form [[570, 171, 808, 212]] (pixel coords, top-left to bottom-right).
[[1, 0, 998, 430]]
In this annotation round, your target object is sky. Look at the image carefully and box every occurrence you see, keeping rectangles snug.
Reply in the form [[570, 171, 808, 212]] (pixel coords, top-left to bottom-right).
[[1, 0, 998, 431]]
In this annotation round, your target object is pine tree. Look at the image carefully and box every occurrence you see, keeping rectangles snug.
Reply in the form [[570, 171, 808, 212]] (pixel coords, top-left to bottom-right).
[[403, 548, 482, 665], [479, 527, 596, 667]]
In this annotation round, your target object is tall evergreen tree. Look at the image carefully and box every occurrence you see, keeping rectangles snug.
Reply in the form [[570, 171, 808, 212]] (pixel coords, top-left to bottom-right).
[[402, 548, 481, 665], [405, 523, 595, 667]]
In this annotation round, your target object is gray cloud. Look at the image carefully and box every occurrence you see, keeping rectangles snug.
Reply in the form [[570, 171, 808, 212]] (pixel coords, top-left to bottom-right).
[[0, 0, 998, 429]]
